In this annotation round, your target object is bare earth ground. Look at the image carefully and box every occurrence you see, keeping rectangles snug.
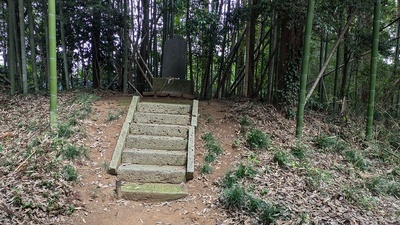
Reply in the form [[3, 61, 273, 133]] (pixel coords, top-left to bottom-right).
[[65, 96, 239, 225]]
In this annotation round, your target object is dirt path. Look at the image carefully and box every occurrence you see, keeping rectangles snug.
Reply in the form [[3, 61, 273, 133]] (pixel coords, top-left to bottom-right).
[[65, 97, 239, 225]]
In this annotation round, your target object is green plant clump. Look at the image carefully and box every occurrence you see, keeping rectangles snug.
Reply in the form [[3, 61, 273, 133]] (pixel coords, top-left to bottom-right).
[[200, 163, 212, 174], [62, 144, 86, 160], [221, 185, 247, 210], [273, 150, 291, 168], [246, 129, 270, 150], [344, 150, 369, 171], [55, 123, 74, 139], [63, 165, 78, 181], [290, 144, 308, 160], [106, 110, 124, 122]]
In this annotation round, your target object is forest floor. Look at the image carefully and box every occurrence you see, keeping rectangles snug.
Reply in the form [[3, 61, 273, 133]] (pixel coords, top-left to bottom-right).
[[0, 91, 399, 225]]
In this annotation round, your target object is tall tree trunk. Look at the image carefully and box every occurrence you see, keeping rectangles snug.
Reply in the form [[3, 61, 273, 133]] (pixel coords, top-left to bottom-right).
[[91, 4, 101, 89], [49, 0, 57, 128], [267, 15, 278, 102], [28, 0, 39, 93], [296, 0, 315, 139], [276, 2, 304, 109], [186, 0, 194, 83], [244, 0, 258, 97], [59, 0, 70, 90], [18, 0, 28, 94], [137, 0, 149, 93], [7, 0, 16, 95], [366, 0, 381, 140], [340, 9, 353, 100], [122, 0, 129, 93], [333, 23, 342, 114]]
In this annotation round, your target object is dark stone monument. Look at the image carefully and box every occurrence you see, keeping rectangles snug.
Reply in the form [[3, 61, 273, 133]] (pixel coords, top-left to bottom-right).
[[161, 36, 187, 80], [146, 36, 194, 98]]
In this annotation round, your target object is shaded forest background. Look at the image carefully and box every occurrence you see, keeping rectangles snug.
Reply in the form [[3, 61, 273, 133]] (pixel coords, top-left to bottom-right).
[[1, 0, 400, 119]]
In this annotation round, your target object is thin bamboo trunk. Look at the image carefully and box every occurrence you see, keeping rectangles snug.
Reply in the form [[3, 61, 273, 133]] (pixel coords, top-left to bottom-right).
[[28, 0, 39, 93], [59, 1, 70, 90], [366, 0, 381, 140], [8, 0, 16, 94], [49, 0, 57, 128], [295, 0, 315, 139], [19, 0, 28, 94]]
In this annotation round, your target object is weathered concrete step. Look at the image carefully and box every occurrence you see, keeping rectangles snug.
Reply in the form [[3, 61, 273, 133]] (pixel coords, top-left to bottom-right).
[[137, 102, 191, 115], [121, 182, 187, 202], [130, 123, 189, 137], [126, 135, 187, 150], [134, 112, 190, 125], [122, 148, 187, 166], [118, 164, 186, 183]]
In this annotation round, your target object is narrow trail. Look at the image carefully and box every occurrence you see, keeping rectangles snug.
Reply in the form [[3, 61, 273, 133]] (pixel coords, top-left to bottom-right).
[[65, 97, 239, 225]]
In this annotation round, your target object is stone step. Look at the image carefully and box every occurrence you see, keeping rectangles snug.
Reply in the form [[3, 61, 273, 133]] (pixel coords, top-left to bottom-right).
[[120, 182, 187, 202], [134, 112, 190, 125], [137, 102, 191, 115], [130, 123, 189, 137], [118, 164, 186, 184], [122, 148, 187, 166], [126, 135, 187, 150]]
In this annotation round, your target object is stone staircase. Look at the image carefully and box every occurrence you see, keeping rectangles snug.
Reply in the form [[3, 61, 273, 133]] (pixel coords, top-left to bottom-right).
[[109, 96, 198, 201]]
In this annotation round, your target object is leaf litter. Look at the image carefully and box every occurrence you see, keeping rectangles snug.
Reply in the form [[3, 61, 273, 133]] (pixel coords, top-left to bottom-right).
[[0, 91, 102, 224]]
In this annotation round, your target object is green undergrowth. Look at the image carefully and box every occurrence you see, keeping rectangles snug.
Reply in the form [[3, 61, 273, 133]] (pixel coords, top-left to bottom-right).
[[0, 91, 100, 223], [200, 132, 224, 174], [220, 163, 283, 224]]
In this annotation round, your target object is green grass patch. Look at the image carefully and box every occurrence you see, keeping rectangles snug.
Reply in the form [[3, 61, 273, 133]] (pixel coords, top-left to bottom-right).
[[200, 163, 212, 174], [273, 150, 291, 168], [344, 149, 369, 171], [63, 165, 78, 182], [106, 109, 124, 122], [201, 132, 224, 173], [62, 144, 87, 160], [54, 123, 74, 139], [342, 186, 375, 209], [290, 144, 308, 160], [305, 168, 332, 191], [315, 135, 348, 152], [365, 176, 400, 198], [246, 129, 270, 150]]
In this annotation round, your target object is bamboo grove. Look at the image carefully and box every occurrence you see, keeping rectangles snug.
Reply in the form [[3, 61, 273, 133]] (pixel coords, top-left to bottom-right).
[[0, 0, 399, 126]]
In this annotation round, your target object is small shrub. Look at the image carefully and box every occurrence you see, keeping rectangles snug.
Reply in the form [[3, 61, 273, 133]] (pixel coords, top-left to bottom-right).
[[343, 186, 375, 209], [208, 143, 223, 156], [259, 202, 282, 225], [305, 168, 332, 190], [315, 135, 337, 149], [232, 138, 241, 148], [204, 153, 216, 163], [56, 123, 74, 139], [240, 116, 251, 127], [366, 176, 400, 198], [247, 195, 264, 213], [235, 163, 257, 179], [273, 150, 291, 168], [63, 165, 78, 181], [201, 132, 214, 142], [0, 143, 4, 152], [246, 129, 270, 150], [344, 150, 368, 171], [75, 93, 99, 104], [290, 144, 308, 160], [200, 164, 212, 174], [221, 171, 237, 188], [106, 110, 124, 122], [221, 185, 247, 210], [62, 144, 86, 160]]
